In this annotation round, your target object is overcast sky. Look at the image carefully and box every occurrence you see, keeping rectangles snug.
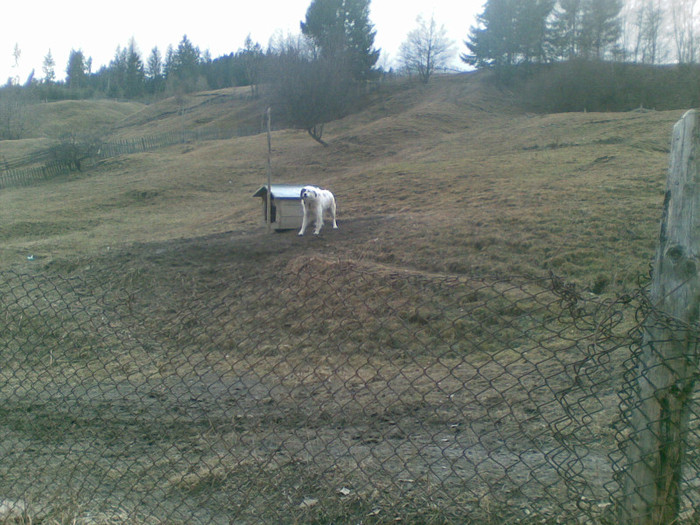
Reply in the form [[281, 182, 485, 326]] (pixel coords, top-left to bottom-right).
[[1, 0, 484, 84]]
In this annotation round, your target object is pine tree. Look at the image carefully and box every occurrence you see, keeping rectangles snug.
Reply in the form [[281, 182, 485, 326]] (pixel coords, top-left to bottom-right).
[[124, 39, 145, 98], [42, 50, 56, 83], [167, 35, 202, 92], [515, 0, 556, 64], [109, 46, 128, 97], [301, 0, 379, 81], [66, 49, 88, 89], [462, 0, 520, 69], [551, 0, 584, 60], [580, 0, 623, 59], [146, 47, 165, 95]]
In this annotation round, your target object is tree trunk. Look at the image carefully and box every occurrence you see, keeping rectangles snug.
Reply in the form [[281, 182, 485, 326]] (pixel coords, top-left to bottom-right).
[[307, 124, 328, 147]]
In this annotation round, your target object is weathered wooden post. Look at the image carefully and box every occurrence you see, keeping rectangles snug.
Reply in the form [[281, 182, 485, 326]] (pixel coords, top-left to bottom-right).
[[620, 109, 700, 524], [265, 107, 273, 233]]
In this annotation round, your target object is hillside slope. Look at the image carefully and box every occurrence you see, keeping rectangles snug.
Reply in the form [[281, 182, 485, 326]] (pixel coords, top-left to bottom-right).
[[0, 72, 685, 292], [0, 70, 693, 525]]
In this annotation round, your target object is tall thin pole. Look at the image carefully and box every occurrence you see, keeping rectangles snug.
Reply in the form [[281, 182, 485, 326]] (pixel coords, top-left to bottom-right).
[[265, 106, 272, 233]]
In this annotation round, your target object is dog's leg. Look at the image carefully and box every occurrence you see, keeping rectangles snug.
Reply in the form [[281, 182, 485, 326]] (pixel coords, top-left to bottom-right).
[[330, 198, 338, 229], [313, 203, 324, 235], [299, 204, 309, 236]]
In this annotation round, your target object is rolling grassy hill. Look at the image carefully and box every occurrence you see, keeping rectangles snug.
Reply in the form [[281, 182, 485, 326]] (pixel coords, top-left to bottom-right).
[[0, 72, 683, 291], [0, 71, 694, 523]]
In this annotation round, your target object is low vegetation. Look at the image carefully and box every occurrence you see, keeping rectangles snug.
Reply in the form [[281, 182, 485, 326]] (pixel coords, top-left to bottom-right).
[[517, 61, 700, 113]]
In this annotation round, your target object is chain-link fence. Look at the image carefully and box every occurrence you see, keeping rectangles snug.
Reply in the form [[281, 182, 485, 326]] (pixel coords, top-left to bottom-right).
[[0, 257, 698, 524]]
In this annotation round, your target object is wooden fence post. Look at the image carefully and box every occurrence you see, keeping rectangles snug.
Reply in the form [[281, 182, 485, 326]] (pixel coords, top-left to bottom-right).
[[265, 107, 272, 233], [620, 109, 700, 524]]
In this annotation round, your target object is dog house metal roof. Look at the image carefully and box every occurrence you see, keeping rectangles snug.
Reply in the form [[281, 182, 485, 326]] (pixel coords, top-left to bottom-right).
[[253, 184, 306, 200]]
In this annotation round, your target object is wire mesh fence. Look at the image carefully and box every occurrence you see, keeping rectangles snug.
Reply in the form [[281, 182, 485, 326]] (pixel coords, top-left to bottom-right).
[[0, 257, 698, 524]]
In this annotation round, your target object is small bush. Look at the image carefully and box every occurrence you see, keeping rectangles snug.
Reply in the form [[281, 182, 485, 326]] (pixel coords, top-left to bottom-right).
[[48, 132, 104, 171]]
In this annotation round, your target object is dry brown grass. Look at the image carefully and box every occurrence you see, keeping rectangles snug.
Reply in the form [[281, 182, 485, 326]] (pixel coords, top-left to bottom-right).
[[0, 73, 682, 292], [23, 99, 144, 139], [0, 71, 691, 523], [0, 251, 626, 523]]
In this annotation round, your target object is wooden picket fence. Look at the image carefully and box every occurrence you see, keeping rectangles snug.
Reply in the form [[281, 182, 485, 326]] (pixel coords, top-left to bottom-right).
[[0, 161, 72, 190], [97, 126, 262, 157]]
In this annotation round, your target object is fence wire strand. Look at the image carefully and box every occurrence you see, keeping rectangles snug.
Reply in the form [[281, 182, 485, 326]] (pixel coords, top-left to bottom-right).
[[0, 258, 698, 524]]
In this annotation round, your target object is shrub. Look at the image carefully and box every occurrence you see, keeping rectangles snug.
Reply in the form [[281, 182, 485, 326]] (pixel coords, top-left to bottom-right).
[[514, 61, 700, 113]]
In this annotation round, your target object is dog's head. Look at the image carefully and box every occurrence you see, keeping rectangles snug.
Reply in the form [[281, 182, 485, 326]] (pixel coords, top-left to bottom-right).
[[300, 187, 318, 202]]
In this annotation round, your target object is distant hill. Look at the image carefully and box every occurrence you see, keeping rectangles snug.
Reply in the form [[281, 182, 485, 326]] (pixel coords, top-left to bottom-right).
[[24, 99, 145, 139]]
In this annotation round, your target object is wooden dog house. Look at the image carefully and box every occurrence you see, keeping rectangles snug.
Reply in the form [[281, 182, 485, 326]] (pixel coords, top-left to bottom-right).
[[253, 184, 305, 230]]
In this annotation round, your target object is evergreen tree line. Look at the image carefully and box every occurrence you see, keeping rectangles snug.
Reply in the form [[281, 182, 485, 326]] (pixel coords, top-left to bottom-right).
[[20, 34, 266, 101], [464, 0, 700, 111], [0, 0, 382, 146], [464, 0, 699, 69], [4, 0, 383, 121], [10, 0, 383, 105]]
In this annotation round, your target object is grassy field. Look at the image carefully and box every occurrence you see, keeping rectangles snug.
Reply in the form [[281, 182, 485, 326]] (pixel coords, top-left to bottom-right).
[[0, 72, 690, 523], [0, 73, 680, 288]]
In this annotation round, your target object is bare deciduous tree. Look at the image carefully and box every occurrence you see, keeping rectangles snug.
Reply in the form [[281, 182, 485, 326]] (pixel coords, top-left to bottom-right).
[[11, 44, 21, 86], [49, 132, 104, 171], [399, 15, 455, 83], [241, 35, 264, 98], [265, 34, 356, 146], [626, 0, 667, 63], [670, 0, 698, 63], [640, 0, 666, 63]]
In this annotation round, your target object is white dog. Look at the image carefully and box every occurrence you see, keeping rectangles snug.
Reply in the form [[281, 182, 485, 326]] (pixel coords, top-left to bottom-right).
[[298, 185, 338, 236]]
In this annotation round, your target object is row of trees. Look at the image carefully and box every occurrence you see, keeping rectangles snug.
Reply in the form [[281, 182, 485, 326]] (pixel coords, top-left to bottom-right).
[[461, 0, 700, 112], [52, 34, 265, 100], [2, 0, 698, 144], [1, 0, 386, 145], [6, 0, 700, 96], [8, 0, 457, 104], [62, 0, 696, 97], [463, 0, 700, 70]]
